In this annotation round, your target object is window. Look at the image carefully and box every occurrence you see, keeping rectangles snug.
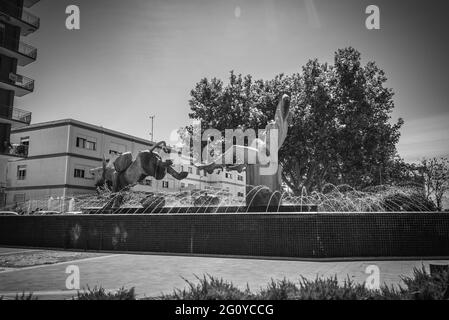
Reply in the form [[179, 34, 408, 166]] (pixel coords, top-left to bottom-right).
[[76, 137, 85, 148], [74, 169, 85, 178], [238, 192, 244, 197], [238, 175, 243, 181], [196, 168, 200, 175], [17, 165, 27, 180], [188, 167, 193, 174], [85, 140, 96, 150], [162, 181, 169, 188], [76, 137, 96, 151], [20, 136, 30, 146], [144, 179, 152, 186], [203, 170, 207, 177], [225, 173, 233, 179]]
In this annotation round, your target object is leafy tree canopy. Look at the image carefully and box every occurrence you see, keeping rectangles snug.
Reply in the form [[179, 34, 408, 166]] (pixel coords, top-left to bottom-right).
[[185, 47, 404, 193]]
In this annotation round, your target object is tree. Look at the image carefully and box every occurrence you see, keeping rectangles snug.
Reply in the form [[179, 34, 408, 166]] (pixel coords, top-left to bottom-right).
[[382, 156, 424, 189], [185, 48, 403, 194], [420, 157, 449, 211]]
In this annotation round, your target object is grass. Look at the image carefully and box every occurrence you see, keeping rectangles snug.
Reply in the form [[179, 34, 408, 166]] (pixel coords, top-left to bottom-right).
[[0, 250, 103, 269], [75, 286, 136, 300]]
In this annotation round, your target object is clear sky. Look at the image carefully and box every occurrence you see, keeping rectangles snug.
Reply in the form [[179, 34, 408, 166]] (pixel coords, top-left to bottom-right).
[[18, 0, 449, 162]]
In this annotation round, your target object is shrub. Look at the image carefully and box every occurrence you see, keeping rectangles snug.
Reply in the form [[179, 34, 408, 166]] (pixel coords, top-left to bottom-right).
[[399, 266, 449, 300], [4, 266, 449, 300], [157, 275, 254, 300], [75, 286, 136, 300], [157, 267, 449, 300]]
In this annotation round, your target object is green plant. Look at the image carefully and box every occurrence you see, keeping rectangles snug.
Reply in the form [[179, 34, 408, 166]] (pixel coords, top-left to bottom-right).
[[5, 266, 449, 300], [158, 275, 254, 300], [399, 266, 449, 300], [156, 267, 449, 300], [75, 286, 136, 300]]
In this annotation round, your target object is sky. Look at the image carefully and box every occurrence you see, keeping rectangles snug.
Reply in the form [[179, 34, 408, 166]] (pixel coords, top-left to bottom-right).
[[17, 0, 449, 162]]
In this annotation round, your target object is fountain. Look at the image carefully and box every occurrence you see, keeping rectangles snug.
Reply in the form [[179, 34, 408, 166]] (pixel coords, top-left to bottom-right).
[[65, 94, 434, 215], [79, 94, 318, 214]]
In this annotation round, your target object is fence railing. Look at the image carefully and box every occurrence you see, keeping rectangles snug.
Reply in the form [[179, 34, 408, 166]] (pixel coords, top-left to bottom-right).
[[11, 107, 32, 124], [18, 41, 38, 59], [0, 40, 37, 59], [0, 104, 32, 125], [0, 1, 40, 29], [8, 73, 34, 91], [21, 8, 40, 28], [3, 144, 29, 158]]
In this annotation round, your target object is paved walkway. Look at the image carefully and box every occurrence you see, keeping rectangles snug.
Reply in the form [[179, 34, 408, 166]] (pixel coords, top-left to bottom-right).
[[0, 248, 448, 299]]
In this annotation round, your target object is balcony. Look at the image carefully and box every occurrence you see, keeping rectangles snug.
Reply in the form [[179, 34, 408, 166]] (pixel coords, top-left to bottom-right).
[[0, 73, 34, 96], [0, 40, 37, 66], [24, 0, 41, 8], [0, 105, 32, 128], [0, 2, 40, 36], [1, 144, 29, 158]]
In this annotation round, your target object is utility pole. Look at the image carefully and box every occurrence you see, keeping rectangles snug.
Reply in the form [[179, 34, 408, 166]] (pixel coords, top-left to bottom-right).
[[149, 115, 155, 141]]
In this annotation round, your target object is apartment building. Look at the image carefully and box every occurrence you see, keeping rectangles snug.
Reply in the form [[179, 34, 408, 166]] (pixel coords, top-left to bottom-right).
[[0, 0, 40, 206]]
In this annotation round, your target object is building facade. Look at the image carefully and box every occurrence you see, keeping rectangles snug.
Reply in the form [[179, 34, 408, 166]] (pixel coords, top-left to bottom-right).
[[5, 119, 246, 206], [0, 0, 40, 206]]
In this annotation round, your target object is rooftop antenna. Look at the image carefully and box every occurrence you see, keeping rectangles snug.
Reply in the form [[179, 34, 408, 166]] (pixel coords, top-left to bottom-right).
[[149, 115, 155, 142]]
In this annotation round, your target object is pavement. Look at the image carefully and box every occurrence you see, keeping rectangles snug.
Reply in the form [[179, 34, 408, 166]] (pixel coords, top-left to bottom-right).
[[0, 247, 448, 300]]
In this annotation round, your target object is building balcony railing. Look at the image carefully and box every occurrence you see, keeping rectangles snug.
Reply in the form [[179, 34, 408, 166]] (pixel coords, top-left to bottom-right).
[[0, 104, 32, 128], [0, 73, 35, 96], [1, 144, 29, 158], [0, 2, 40, 35], [24, 0, 41, 9], [9, 73, 35, 90], [11, 107, 32, 125], [0, 40, 37, 66], [21, 8, 40, 29]]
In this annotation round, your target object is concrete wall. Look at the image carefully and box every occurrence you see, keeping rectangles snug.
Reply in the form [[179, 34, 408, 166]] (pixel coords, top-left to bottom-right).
[[1, 212, 448, 259], [10, 126, 69, 156], [68, 125, 152, 159]]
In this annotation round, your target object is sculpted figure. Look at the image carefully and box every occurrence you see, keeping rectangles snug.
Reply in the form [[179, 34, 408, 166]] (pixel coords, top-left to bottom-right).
[[91, 141, 188, 193], [195, 94, 291, 207]]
